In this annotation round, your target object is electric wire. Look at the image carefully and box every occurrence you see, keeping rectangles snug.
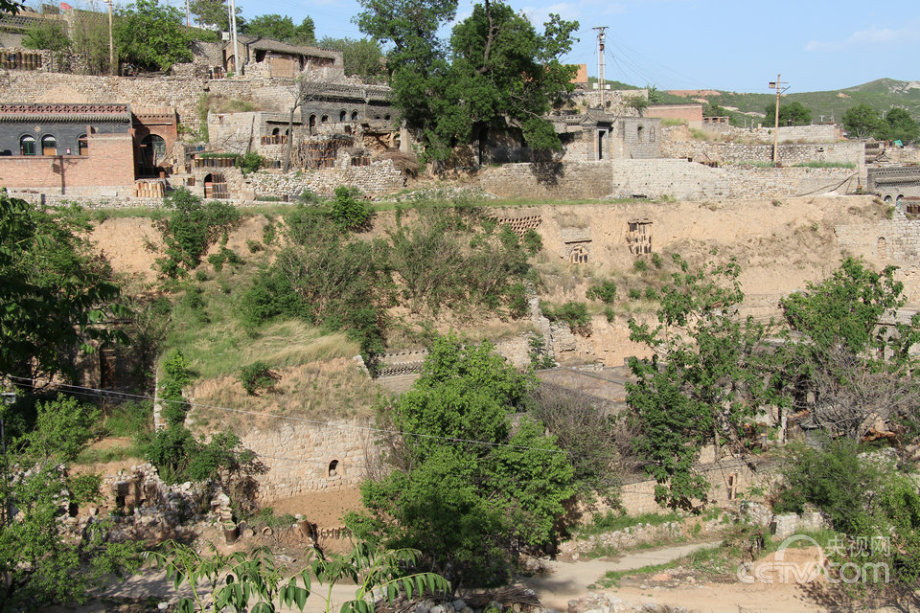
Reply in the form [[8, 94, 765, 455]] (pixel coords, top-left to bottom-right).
[[2, 374, 568, 455]]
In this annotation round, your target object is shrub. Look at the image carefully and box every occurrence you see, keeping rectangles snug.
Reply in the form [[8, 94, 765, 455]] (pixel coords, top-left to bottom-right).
[[194, 268, 208, 282], [154, 188, 240, 278], [644, 287, 659, 300], [262, 220, 277, 245], [543, 301, 591, 335], [208, 251, 226, 272], [628, 288, 642, 300], [237, 152, 264, 174], [237, 361, 277, 395], [247, 239, 263, 253], [651, 253, 663, 269], [522, 228, 543, 255], [506, 282, 529, 318], [633, 259, 648, 272], [330, 186, 372, 231], [604, 306, 615, 322], [159, 349, 193, 427], [587, 280, 617, 304]]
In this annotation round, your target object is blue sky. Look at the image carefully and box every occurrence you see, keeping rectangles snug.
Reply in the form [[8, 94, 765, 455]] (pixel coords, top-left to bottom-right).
[[147, 0, 920, 92]]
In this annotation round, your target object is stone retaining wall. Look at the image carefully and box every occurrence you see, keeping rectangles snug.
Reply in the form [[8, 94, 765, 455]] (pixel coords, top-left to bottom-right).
[[661, 137, 863, 167], [478, 162, 614, 200], [239, 418, 381, 502]]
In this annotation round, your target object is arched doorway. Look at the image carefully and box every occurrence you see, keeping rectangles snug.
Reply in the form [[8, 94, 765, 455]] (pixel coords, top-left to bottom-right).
[[141, 134, 167, 167]]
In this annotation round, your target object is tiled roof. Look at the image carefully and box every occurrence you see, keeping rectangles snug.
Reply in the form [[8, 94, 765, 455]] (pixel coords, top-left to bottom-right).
[[0, 103, 131, 122], [233, 35, 340, 59]]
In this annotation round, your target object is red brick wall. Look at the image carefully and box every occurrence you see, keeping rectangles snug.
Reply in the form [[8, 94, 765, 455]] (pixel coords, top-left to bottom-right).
[[0, 132, 135, 190]]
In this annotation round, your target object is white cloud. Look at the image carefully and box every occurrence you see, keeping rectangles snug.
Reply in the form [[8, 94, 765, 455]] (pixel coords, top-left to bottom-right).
[[522, 2, 581, 26], [806, 19, 920, 52]]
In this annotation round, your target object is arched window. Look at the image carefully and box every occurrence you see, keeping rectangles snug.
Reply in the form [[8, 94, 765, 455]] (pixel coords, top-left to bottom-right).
[[309, 114, 316, 134], [41, 134, 57, 156], [351, 110, 358, 121], [328, 459, 339, 477], [321, 115, 329, 123], [271, 127, 280, 136], [19, 135, 36, 156], [339, 110, 346, 122], [384, 114, 390, 121], [77, 134, 88, 156]]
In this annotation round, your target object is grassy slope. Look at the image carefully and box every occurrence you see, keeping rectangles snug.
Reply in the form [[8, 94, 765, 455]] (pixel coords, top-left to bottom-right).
[[708, 78, 920, 122]]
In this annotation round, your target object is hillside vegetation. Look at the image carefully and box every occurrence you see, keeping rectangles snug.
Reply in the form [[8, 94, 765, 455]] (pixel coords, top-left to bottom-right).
[[693, 78, 920, 123]]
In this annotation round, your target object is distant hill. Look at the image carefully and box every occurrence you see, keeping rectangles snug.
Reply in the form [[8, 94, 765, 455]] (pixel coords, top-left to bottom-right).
[[665, 79, 920, 126]]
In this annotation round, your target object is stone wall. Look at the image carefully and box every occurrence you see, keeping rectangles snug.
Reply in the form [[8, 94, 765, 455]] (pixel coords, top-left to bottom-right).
[[661, 135, 864, 167], [699, 124, 841, 143], [609, 159, 857, 200], [478, 161, 614, 200], [836, 207, 920, 303], [241, 159, 405, 198], [0, 70, 392, 133], [619, 458, 777, 515], [239, 418, 381, 502]]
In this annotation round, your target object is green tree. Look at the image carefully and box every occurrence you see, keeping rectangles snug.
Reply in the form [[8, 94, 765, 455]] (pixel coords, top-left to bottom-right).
[[154, 541, 449, 613], [21, 19, 71, 70], [764, 101, 811, 126], [626, 257, 772, 510], [318, 36, 384, 82], [0, 195, 126, 380], [357, 0, 578, 162], [70, 8, 111, 74], [842, 103, 883, 139], [347, 335, 574, 587], [114, 0, 193, 71], [153, 188, 240, 279], [881, 107, 919, 144], [244, 14, 315, 45], [190, 0, 241, 31], [776, 258, 920, 440], [0, 395, 141, 608], [330, 186, 372, 231]]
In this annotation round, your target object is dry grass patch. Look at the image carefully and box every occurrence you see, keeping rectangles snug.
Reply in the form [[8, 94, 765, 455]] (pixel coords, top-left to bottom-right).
[[188, 357, 384, 432]]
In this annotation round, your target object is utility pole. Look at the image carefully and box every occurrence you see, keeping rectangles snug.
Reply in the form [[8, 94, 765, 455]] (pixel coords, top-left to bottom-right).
[[230, 0, 241, 76], [106, 0, 115, 75], [768, 74, 788, 166], [186, 0, 190, 27], [592, 26, 608, 110]]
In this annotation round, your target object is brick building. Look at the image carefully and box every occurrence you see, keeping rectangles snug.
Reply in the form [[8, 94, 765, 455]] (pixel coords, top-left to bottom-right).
[[0, 103, 135, 195]]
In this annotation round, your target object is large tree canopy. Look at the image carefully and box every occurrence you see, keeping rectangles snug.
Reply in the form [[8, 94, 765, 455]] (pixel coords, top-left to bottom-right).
[[243, 14, 315, 46], [347, 335, 574, 588], [357, 0, 578, 161], [0, 194, 126, 381], [764, 101, 812, 127], [114, 0, 193, 71]]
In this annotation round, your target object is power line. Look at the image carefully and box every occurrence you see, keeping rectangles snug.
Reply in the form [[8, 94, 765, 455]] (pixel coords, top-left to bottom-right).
[[2, 375, 567, 455]]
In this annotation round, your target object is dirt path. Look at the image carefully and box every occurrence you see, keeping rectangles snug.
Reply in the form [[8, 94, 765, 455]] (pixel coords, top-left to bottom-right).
[[520, 541, 722, 610]]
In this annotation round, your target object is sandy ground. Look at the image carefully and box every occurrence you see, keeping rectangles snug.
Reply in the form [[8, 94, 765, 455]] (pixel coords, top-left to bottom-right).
[[268, 486, 364, 527]]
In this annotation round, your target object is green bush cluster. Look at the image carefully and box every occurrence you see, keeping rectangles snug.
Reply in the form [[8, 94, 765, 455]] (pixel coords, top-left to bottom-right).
[[154, 189, 240, 279], [586, 280, 617, 304], [542, 301, 590, 334], [241, 207, 536, 362], [330, 186, 373, 231], [237, 361, 277, 395]]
